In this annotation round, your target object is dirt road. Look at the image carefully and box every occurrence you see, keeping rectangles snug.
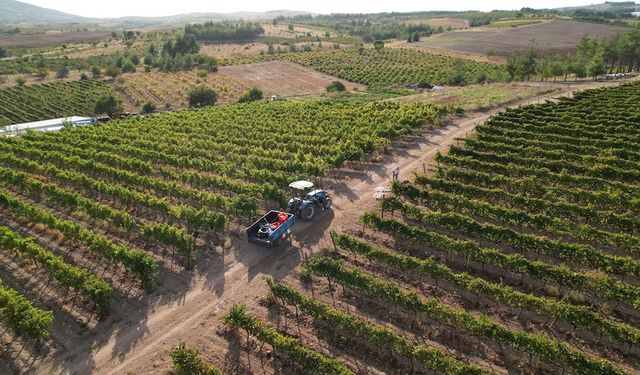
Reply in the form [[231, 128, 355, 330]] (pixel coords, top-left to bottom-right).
[[34, 79, 623, 375]]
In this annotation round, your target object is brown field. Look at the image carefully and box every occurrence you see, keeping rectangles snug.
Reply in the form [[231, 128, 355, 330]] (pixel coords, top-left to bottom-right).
[[200, 42, 272, 58], [386, 40, 507, 64], [61, 41, 127, 59], [219, 60, 366, 97], [0, 31, 112, 48], [0, 71, 86, 89], [261, 23, 328, 38], [405, 17, 469, 29], [200, 41, 338, 59], [111, 70, 249, 112], [417, 18, 629, 56]]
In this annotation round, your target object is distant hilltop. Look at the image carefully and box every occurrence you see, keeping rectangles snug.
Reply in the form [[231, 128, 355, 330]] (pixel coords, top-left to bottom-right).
[[0, 0, 313, 26]]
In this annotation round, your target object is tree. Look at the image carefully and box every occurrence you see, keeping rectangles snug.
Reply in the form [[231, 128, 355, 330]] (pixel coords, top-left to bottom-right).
[[80, 73, 89, 80], [237, 88, 263, 103], [373, 40, 385, 52], [587, 50, 606, 79], [550, 60, 565, 82], [142, 102, 156, 114], [94, 94, 123, 117], [326, 81, 346, 92], [120, 58, 136, 73], [91, 66, 101, 78], [506, 46, 537, 81], [288, 24, 294, 31], [0, 46, 7, 58], [56, 66, 70, 79], [35, 68, 48, 80], [188, 84, 217, 108], [105, 66, 120, 79], [15, 76, 26, 86]]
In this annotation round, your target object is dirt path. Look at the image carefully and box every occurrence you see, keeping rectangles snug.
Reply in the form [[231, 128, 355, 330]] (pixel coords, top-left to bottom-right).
[[33, 79, 625, 375]]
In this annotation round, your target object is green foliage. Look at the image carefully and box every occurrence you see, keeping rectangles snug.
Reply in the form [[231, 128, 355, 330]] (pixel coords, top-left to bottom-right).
[[506, 45, 537, 81], [0, 280, 53, 339], [334, 233, 640, 347], [142, 101, 156, 114], [0, 225, 113, 314], [163, 34, 199, 57], [237, 87, 263, 103], [55, 66, 70, 79], [120, 58, 136, 73], [326, 81, 346, 92], [267, 279, 487, 375], [222, 47, 507, 86], [0, 187, 158, 290], [105, 65, 120, 79], [303, 256, 626, 374], [188, 84, 217, 108], [94, 94, 123, 117], [224, 305, 354, 374], [185, 21, 264, 41], [0, 80, 114, 124], [170, 343, 222, 375]]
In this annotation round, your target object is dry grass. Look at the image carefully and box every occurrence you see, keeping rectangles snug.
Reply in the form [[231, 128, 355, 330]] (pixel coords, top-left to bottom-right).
[[111, 70, 249, 112], [219, 60, 365, 98], [404, 18, 469, 29], [0, 31, 112, 48]]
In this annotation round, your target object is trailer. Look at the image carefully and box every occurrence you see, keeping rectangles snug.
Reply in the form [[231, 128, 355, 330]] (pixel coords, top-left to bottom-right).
[[246, 210, 295, 247]]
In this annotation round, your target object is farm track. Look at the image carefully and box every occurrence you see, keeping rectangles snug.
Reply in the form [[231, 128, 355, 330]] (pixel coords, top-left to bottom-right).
[[25, 79, 628, 375]]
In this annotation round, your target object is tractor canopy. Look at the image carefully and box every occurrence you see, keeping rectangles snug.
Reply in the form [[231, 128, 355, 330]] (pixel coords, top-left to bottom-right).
[[288, 180, 314, 190]]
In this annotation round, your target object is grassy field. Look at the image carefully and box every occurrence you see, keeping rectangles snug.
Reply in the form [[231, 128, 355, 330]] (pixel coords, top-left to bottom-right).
[[391, 83, 559, 111]]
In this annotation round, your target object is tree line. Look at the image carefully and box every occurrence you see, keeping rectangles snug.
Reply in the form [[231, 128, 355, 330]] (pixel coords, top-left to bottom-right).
[[506, 25, 640, 81]]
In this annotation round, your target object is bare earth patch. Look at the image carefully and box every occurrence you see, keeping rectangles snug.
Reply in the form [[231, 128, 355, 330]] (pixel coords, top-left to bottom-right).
[[111, 70, 249, 112], [416, 19, 628, 56], [404, 17, 469, 29], [219, 60, 366, 97], [0, 31, 112, 48]]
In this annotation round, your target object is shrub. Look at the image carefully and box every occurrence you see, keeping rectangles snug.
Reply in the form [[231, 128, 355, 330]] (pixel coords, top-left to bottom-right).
[[94, 94, 123, 117], [237, 87, 263, 103], [188, 84, 217, 108], [15, 76, 26, 86], [142, 102, 156, 114], [91, 66, 101, 78], [56, 66, 70, 79], [105, 66, 120, 79], [326, 81, 346, 92]]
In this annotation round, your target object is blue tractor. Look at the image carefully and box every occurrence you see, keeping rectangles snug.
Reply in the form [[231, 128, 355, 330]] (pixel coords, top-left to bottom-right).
[[286, 180, 332, 221]]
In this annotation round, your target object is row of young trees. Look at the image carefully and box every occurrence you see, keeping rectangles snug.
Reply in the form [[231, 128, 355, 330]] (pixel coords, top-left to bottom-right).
[[507, 26, 640, 81]]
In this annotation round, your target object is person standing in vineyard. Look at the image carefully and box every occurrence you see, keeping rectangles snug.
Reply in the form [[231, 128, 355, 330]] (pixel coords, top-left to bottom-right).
[[392, 166, 400, 181]]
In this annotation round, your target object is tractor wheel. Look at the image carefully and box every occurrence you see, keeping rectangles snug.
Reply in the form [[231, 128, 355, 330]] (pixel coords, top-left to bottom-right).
[[322, 198, 332, 210], [301, 205, 315, 221]]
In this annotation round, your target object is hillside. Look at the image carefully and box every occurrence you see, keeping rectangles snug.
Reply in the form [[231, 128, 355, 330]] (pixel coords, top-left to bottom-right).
[[0, 0, 311, 27], [0, 0, 91, 24]]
